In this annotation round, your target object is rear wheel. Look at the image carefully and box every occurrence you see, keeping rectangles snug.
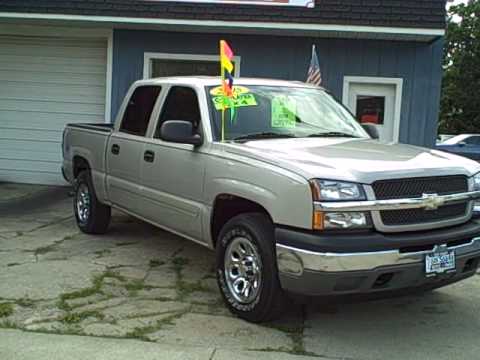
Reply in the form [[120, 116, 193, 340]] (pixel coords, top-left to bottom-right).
[[216, 213, 287, 323], [74, 170, 111, 234]]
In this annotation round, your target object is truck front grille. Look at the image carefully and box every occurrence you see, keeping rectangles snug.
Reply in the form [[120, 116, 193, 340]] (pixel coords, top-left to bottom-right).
[[380, 202, 469, 226], [373, 175, 470, 227], [372, 175, 468, 200]]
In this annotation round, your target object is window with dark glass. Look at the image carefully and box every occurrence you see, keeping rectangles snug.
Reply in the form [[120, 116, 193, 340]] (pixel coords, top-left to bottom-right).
[[120, 86, 161, 136], [464, 136, 480, 145], [155, 86, 201, 138], [356, 96, 385, 125]]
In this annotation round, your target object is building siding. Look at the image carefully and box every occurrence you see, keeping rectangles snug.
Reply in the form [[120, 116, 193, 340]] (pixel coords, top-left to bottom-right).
[[112, 29, 443, 147]]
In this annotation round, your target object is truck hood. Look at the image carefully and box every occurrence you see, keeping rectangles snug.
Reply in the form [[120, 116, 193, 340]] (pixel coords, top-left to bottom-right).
[[220, 138, 480, 184]]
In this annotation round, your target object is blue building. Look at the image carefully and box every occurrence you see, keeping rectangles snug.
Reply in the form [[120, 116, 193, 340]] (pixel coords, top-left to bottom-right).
[[0, 0, 447, 185]]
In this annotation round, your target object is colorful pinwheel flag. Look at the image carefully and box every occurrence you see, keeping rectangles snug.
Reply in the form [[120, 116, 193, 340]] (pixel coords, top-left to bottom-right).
[[219, 40, 235, 141], [220, 40, 235, 97]]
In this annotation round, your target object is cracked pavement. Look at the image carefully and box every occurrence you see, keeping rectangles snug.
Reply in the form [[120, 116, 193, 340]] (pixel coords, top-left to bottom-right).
[[1, 183, 480, 359]]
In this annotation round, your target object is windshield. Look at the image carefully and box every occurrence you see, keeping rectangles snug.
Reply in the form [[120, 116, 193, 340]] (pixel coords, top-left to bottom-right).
[[206, 85, 369, 141]]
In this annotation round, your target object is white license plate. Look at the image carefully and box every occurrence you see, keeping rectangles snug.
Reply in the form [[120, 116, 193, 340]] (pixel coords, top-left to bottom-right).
[[425, 250, 456, 275]]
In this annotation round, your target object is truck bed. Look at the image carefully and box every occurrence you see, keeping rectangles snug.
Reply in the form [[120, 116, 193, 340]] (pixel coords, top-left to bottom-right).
[[67, 123, 114, 132]]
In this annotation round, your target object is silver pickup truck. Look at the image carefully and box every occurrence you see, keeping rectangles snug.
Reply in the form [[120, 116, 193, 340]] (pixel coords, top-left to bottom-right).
[[63, 76, 480, 323]]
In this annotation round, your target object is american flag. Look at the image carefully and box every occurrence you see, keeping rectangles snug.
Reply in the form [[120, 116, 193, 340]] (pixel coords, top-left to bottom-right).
[[306, 45, 322, 86]]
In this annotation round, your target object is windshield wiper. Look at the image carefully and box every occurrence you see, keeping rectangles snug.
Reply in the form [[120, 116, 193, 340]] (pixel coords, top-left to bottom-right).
[[233, 132, 296, 142], [308, 132, 360, 138]]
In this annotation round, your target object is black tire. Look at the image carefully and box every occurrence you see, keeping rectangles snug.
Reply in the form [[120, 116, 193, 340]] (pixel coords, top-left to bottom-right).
[[73, 170, 111, 234], [216, 213, 287, 323]]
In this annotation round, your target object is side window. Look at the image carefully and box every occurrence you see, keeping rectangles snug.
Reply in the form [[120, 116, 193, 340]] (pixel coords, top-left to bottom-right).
[[465, 136, 480, 145], [120, 86, 161, 136], [155, 86, 201, 138]]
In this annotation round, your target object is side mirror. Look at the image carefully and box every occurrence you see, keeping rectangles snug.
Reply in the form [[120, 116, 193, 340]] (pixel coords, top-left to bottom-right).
[[160, 120, 203, 146], [361, 124, 379, 140], [458, 142, 467, 147]]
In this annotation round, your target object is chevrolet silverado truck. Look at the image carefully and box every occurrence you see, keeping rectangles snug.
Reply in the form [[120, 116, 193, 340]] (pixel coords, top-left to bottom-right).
[[63, 77, 480, 323]]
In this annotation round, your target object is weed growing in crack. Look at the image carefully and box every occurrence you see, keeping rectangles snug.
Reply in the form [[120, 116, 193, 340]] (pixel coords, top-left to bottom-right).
[[57, 270, 123, 310], [149, 259, 165, 268], [17, 297, 35, 308], [0, 303, 14, 318], [124, 280, 153, 296], [125, 311, 187, 341], [62, 310, 105, 324], [34, 244, 58, 256]]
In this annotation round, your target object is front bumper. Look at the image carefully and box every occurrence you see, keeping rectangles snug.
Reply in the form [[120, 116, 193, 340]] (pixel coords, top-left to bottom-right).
[[276, 221, 480, 296]]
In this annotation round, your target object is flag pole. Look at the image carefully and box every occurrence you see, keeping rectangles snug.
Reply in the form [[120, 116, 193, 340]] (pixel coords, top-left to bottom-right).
[[220, 40, 225, 142]]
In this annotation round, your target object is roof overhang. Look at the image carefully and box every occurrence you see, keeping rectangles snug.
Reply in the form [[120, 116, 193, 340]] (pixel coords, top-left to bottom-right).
[[0, 12, 445, 42]]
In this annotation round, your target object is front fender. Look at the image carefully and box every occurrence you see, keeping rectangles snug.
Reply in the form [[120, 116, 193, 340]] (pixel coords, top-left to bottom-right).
[[205, 156, 313, 230]]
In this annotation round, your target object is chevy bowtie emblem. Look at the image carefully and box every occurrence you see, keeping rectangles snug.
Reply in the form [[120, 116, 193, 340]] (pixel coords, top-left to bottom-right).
[[422, 193, 444, 211]]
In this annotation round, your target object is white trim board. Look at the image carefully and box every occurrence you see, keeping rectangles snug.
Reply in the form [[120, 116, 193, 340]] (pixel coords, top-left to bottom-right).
[[342, 76, 404, 143], [105, 29, 114, 123], [143, 52, 242, 79], [0, 12, 445, 41]]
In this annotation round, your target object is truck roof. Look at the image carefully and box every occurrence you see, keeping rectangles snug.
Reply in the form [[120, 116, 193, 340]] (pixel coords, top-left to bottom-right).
[[135, 76, 324, 90]]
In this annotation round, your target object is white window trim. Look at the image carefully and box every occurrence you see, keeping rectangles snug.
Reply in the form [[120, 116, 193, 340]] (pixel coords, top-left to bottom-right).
[[342, 76, 403, 142], [0, 24, 113, 124], [143, 52, 241, 80]]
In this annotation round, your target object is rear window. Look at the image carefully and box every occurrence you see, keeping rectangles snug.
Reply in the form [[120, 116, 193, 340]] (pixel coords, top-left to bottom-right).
[[120, 86, 161, 136]]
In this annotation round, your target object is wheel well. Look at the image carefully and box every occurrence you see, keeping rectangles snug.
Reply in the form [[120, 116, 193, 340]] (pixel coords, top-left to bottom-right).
[[211, 194, 272, 247], [73, 156, 90, 178]]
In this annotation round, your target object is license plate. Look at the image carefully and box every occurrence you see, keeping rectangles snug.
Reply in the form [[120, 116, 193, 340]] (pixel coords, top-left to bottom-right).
[[425, 250, 456, 275]]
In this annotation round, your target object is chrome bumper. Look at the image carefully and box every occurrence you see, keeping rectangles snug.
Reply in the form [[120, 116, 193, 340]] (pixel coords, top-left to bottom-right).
[[277, 237, 480, 275], [314, 190, 480, 212]]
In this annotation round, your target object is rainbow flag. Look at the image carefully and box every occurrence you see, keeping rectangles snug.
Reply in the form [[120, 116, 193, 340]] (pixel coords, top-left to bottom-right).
[[220, 40, 234, 97], [219, 40, 235, 141]]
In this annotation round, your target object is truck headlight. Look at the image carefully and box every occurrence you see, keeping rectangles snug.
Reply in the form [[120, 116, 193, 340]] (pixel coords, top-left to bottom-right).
[[309, 179, 371, 230], [473, 173, 480, 191], [314, 211, 372, 230], [472, 173, 480, 215], [309, 179, 366, 201]]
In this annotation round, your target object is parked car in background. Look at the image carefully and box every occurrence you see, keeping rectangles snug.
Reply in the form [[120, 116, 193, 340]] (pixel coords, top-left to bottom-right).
[[436, 134, 480, 161], [436, 134, 455, 144]]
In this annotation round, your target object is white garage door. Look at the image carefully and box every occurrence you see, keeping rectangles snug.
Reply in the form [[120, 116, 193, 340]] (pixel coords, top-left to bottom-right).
[[0, 35, 107, 185]]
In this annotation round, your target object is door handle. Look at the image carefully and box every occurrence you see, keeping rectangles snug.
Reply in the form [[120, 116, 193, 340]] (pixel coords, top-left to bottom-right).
[[111, 144, 120, 155], [144, 150, 155, 163]]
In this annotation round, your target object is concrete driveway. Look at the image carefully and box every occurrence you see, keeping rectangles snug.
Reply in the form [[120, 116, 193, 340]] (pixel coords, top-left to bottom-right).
[[1, 183, 480, 360]]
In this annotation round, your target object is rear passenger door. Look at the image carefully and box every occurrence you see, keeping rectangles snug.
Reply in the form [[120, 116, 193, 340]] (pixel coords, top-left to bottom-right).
[[106, 85, 161, 215], [140, 85, 207, 241]]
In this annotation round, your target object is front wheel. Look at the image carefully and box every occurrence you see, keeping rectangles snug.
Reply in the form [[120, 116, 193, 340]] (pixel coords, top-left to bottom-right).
[[216, 213, 287, 323], [74, 170, 111, 234]]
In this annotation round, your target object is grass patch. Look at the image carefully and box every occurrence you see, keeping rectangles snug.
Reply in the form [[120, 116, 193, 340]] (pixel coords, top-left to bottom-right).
[[0, 319, 18, 329], [171, 257, 189, 272], [125, 312, 186, 341], [177, 280, 210, 299], [0, 303, 14, 318], [58, 270, 124, 310], [17, 297, 35, 308], [264, 323, 316, 356], [124, 280, 153, 296], [62, 310, 104, 324]]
